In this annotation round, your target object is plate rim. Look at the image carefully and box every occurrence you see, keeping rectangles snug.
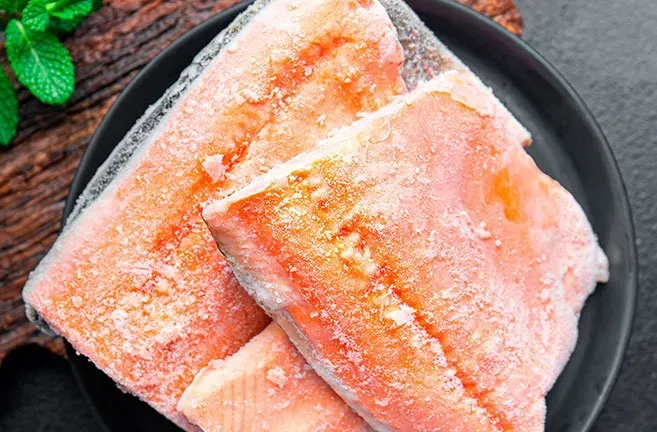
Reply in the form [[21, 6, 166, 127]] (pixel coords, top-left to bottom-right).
[[63, 1, 638, 431]]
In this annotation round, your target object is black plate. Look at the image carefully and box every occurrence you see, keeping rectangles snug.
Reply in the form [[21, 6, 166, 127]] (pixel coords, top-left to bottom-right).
[[64, 1, 637, 431]]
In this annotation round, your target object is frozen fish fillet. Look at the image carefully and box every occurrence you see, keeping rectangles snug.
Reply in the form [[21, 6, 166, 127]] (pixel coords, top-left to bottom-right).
[[21, 0, 406, 427], [178, 3, 541, 431], [180, 4, 541, 431], [177, 2, 518, 430], [178, 323, 370, 432], [204, 71, 609, 432]]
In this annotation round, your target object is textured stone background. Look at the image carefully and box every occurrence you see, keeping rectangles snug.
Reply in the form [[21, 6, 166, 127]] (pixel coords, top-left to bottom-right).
[[1, 0, 655, 430]]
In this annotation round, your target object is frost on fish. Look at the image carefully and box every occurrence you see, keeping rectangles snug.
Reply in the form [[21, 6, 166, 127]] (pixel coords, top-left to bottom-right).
[[22, 0, 407, 428], [179, 323, 370, 432], [379, 0, 466, 88], [204, 71, 609, 432]]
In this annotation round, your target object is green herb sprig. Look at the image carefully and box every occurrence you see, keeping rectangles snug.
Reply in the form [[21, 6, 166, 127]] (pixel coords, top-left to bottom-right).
[[0, 0, 102, 146]]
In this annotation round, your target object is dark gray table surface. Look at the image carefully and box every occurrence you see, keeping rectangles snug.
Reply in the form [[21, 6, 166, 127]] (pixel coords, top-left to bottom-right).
[[1, 1, 655, 431]]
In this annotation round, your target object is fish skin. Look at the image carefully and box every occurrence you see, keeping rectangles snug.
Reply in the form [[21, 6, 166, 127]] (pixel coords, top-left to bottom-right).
[[204, 71, 609, 432], [178, 323, 371, 432], [21, 0, 405, 428]]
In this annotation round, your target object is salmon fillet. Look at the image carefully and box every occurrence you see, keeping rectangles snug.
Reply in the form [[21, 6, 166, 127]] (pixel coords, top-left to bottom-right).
[[21, 0, 405, 427], [178, 3, 517, 429], [179, 323, 370, 432], [204, 71, 609, 432]]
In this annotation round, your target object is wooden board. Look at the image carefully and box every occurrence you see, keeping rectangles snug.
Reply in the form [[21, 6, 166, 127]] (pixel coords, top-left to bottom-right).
[[0, 0, 523, 362]]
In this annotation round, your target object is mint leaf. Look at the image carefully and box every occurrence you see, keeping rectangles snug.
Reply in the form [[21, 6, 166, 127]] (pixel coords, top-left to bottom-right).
[[5, 20, 74, 105], [0, 67, 19, 146], [48, 14, 84, 33], [0, 0, 28, 13], [46, 0, 101, 21], [22, 0, 50, 31]]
